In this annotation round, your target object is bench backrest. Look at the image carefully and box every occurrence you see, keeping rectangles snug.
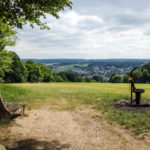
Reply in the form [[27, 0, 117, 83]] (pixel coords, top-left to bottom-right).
[[0, 97, 11, 119]]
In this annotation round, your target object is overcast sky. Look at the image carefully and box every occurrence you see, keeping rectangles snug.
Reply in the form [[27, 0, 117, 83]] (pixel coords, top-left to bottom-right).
[[8, 0, 150, 59]]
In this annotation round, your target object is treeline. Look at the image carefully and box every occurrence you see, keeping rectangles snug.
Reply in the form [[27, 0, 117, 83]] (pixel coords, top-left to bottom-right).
[[0, 51, 103, 83], [88, 60, 146, 68], [1, 51, 150, 83], [0, 51, 60, 83], [110, 63, 150, 83]]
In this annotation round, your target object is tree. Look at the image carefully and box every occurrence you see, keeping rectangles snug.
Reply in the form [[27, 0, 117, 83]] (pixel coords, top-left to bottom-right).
[[75, 76, 83, 82], [123, 74, 129, 83], [132, 69, 143, 83], [110, 74, 123, 83], [109, 74, 115, 83], [85, 77, 90, 82], [142, 69, 149, 83], [38, 63, 55, 82], [25, 60, 42, 82], [0, 22, 17, 51], [0, 0, 72, 29], [0, 51, 12, 82], [0, 0, 72, 52], [142, 63, 150, 74], [65, 72, 76, 82], [6, 52, 28, 83], [54, 75, 64, 82], [92, 76, 103, 82], [58, 72, 68, 82], [0, 51, 27, 83]]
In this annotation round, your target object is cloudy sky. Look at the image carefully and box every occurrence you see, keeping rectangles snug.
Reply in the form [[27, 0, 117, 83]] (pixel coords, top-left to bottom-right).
[[9, 0, 150, 59]]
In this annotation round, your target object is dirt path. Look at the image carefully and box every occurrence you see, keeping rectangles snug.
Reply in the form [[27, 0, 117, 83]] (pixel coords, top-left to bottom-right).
[[8, 107, 150, 150]]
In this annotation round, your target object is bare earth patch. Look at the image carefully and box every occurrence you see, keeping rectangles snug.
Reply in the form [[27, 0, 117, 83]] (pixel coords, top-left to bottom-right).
[[8, 107, 150, 150]]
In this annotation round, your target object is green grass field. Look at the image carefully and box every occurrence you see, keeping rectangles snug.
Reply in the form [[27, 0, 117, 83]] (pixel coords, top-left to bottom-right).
[[1, 83, 150, 134]]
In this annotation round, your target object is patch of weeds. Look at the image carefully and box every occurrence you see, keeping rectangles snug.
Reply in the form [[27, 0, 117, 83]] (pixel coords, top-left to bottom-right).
[[133, 128, 143, 136], [124, 126, 130, 130], [92, 114, 104, 120], [0, 119, 11, 128]]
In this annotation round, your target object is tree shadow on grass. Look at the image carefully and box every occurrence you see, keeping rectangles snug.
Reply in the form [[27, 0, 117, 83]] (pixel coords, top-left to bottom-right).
[[10, 138, 71, 150]]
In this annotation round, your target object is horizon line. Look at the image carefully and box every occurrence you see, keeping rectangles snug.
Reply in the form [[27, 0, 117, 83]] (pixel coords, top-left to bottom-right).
[[21, 58, 150, 60]]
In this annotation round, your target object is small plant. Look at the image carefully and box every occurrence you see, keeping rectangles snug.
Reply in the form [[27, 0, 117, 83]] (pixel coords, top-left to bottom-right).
[[0, 119, 11, 128], [133, 128, 143, 135]]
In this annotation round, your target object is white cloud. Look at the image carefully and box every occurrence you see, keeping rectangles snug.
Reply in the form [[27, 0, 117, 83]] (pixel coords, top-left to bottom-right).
[[62, 11, 103, 26]]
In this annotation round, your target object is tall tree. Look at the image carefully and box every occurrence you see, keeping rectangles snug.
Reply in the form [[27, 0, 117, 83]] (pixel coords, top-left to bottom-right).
[[0, 22, 17, 51], [142, 63, 150, 74], [142, 69, 149, 83], [0, 0, 72, 50], [38, 63, 55, 82], [0, 0, 72, 29], [0, 51, 13, 82], [132, 69, 143, 83], [0, 51, 27, 83], [25, 60, 42, 82]]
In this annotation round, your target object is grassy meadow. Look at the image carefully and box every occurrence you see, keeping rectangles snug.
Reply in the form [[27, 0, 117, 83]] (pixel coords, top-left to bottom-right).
[[1, 83, 150, 134]]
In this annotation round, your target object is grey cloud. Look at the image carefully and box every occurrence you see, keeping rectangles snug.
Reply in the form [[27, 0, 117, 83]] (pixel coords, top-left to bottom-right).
[[143, 29, 150, 35], [108, 25, 131, 32], [77, 20, 103, 30], [116, 14, 150, 26], [72, 0, 150, 12], [72, 0, 150, 28]]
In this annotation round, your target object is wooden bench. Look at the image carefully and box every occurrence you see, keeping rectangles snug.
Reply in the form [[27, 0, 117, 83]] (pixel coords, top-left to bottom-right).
[[0, 96, 27, 119], [129, 77, 145, 105]]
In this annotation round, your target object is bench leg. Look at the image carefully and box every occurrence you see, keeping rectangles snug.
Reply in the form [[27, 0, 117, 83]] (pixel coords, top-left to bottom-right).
[[135, 93, 141, 105], [22, 106, 25, 114]]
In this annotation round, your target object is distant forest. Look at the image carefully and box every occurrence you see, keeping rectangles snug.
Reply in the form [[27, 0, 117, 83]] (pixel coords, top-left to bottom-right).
[[22, 58, 150, 67]]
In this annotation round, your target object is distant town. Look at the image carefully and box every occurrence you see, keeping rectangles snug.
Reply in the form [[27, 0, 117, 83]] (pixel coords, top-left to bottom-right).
[[48, 64, 133, 81], [22, 59, 150, 82]]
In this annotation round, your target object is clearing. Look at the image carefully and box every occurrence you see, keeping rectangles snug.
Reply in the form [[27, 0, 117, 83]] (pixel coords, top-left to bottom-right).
[[1, 83, 150, 149]]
